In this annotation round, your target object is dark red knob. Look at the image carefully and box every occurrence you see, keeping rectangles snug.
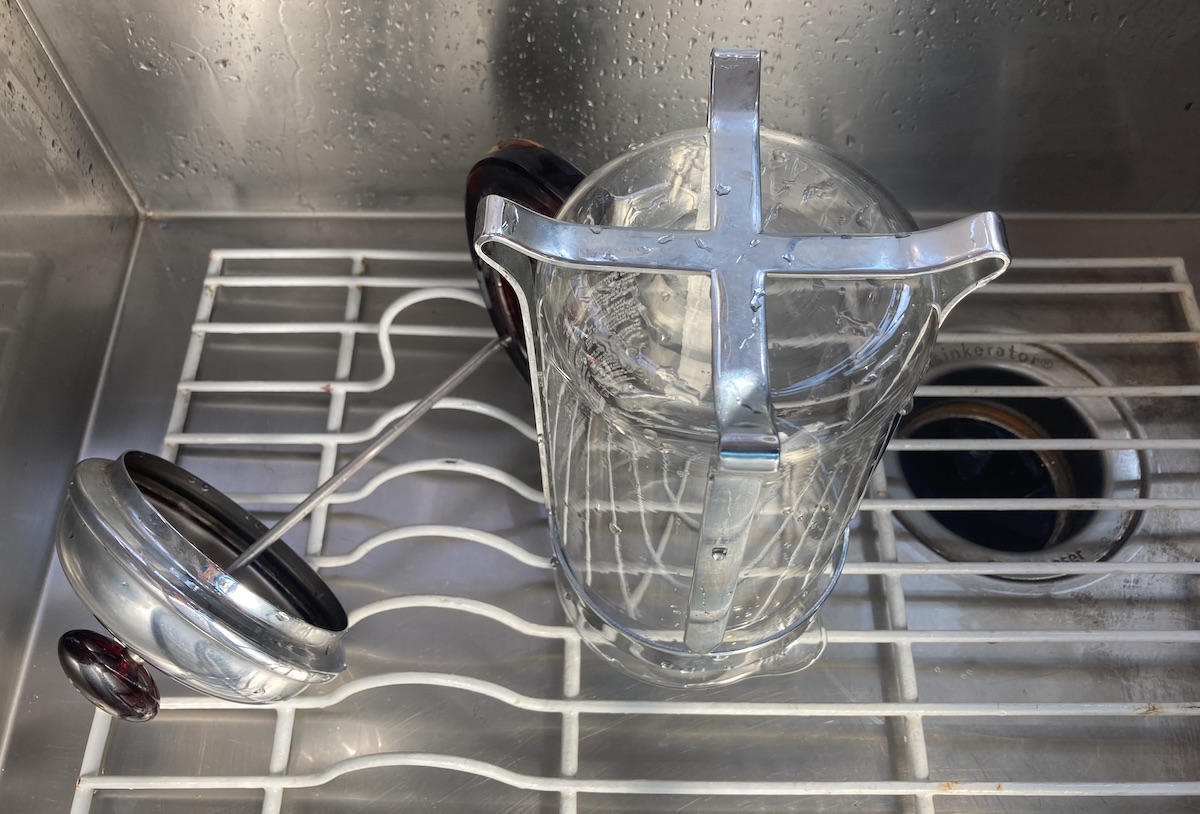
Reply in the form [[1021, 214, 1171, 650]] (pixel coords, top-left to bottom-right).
[[58, 629, 160, 722]]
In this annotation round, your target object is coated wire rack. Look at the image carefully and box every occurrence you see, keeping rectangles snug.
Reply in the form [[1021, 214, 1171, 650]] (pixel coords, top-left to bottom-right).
[[69, 248, 1200, 814]]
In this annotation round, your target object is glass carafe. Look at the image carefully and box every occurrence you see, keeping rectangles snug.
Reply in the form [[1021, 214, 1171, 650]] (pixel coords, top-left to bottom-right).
[[472, 49, 1010, 686]]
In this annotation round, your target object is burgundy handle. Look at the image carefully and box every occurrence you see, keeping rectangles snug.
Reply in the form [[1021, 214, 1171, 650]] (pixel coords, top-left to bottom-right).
[[465, 139, 585, 378]]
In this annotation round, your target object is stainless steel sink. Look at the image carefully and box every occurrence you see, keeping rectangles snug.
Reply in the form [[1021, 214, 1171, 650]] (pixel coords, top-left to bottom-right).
[[3, 0, 1200, 809], [2, 215, 1198, 814]]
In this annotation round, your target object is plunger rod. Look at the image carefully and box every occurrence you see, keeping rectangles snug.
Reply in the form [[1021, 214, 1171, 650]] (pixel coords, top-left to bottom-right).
[[228, 336, 508, 574]]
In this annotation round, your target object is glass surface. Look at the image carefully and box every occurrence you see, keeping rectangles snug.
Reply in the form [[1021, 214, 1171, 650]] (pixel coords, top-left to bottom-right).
[[534, 130, 948, 685]]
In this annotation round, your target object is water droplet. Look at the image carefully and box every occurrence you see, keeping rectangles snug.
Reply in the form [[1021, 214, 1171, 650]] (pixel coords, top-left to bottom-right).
[[657, 234, 675, 244], [609, 521, 622, 534], [711, 547, 728, 560], [800, 179, 837, 205], [695, 237, 712, 252], [714, 183, 731, 196], [590, 225, 603, 235]]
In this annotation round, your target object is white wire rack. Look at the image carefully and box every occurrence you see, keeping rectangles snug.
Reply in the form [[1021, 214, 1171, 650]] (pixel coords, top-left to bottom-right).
[[69, 250, 1200, 814]]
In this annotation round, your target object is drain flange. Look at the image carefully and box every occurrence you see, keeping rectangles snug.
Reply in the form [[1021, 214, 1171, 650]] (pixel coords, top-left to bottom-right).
[[885, 341, 1145, 578]]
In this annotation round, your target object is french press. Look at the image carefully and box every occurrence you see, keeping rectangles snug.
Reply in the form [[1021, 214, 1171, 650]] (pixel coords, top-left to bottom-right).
[[470, 48, 1010, 686]]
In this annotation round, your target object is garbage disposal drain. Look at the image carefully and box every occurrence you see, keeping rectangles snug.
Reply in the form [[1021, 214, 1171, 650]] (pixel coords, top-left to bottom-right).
[[885, 342, 1144, 578]]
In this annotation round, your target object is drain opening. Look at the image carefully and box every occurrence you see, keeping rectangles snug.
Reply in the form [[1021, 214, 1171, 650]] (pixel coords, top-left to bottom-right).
[[896, 368, 1104, 555]]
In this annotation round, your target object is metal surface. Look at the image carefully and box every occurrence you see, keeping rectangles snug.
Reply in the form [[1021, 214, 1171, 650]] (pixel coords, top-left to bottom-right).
[[16, 0, 1200, 215], [0, 0, 1199, 797], [1, 216, 1196, 812], [0, 216, 135, 772], [0, 1, 132, 215], [0, 1, 137, 742]]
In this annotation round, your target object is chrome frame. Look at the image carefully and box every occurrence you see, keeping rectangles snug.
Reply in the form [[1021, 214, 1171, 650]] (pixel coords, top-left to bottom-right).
[[473, 49, 1010, 650]]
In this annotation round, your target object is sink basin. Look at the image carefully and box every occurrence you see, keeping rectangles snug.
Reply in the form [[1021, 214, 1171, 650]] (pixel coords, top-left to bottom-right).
[[1, 215, 1198, 814]]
